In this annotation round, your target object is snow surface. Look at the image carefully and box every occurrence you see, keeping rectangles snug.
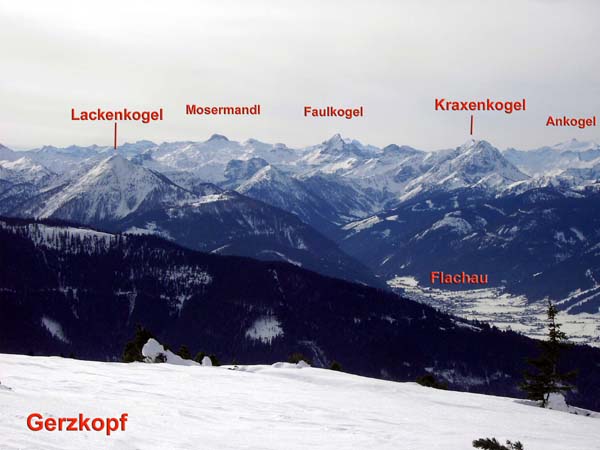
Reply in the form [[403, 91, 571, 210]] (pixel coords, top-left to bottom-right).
[[429, 214, 472, 235], [201, 356, 213, 367], [124, 222, 173, 240], [141, 338, 198, 366], [341, 215, 382, 233], [257, 250, 302, 266], [0, 353, 598, 450], [388, 276, 600, 347]]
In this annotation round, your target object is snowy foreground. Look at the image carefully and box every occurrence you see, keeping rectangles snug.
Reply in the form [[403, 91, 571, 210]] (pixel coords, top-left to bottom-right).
[[0, 354, 598, 450]]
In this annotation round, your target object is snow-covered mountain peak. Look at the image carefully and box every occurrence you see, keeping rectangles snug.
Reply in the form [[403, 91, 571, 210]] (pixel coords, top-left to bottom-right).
[[458, 139, 496, 155], [458, 138, 477, 150], [239, 164, 292, 189], [0, 142, 12, 152], [319, 134, 370, 155], [128, 139, 156, 147], [400, 140, 529, 200], [243, 138, 271, 147], [0, 144, 20, 162], [207, 133, 230, 142], [79, 154, 189, 195], [300, 135, 377, 172], [224, 157, 269, 183], [551, 138, 599, 153], [36, 154, 192, 222], [382, 144, 422, 157], [324, 133, 344, 147], [36, 144, 107, 156], [455, 140, 521, 170], [503, 139, 600, 176], [116, 140, 157, 156], [0, 156, 56, 185], [91, 153, 133, 175], [454, 141, 518, 171], [0, 156, 52, 173]]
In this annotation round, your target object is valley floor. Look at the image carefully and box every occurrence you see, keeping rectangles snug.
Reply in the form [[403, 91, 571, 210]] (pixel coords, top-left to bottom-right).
[[388, 276, 600, 347], [0, 354, 598, 450]]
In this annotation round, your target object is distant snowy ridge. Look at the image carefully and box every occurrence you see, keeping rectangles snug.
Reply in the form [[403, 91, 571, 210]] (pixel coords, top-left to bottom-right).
[[2, 136, 598, 231]]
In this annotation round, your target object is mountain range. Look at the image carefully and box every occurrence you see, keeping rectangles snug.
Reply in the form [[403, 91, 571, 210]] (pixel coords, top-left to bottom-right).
[[1, 134, 599, 344]]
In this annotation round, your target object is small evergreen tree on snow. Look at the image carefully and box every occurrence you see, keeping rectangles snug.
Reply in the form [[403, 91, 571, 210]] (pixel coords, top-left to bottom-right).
[[209, 354, 220, 366], [177, 345, 191, 360], [473, 437, 524, 450], [122, 325, 155, 362], [329, 361, 343, 371], [416, 374, 448, 390], [520, 301, 576, 407], [288, 352, 312, 365]]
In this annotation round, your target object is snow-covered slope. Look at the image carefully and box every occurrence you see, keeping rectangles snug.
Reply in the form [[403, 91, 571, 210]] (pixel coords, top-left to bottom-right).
[[236, 164, 336, 229], [0, 157, 56, 186], [223, 157, 270, 185], [0, 353, 597, 450], [0, 156, 59, 215], [32, 155, 194, 222]]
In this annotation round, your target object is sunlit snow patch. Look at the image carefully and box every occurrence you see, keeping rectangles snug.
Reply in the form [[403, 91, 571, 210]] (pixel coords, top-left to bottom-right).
[[245, 316, 284, 344], [40, 316, 69, 343]]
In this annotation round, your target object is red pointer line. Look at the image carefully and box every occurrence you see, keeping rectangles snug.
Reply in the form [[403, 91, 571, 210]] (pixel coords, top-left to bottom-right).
[[470, 115, 474, 135], [114, 122, 118, 150]]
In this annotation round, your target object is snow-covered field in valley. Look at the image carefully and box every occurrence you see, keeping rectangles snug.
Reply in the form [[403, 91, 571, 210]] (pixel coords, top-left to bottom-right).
[[388, 276, 600, 347], [0, 354, 598, 450]]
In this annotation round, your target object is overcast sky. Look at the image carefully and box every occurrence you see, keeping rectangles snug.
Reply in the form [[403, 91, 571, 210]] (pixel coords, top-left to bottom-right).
[[1, 0, 599, 151]]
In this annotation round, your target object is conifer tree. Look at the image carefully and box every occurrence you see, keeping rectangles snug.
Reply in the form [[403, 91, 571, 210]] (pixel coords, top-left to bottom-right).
[[177, 345, 191, 360], [288, 352, 312, 365], [329, 361, 343, 372], [520, 301, 575, 407], [416, 374, 448, 390], [209, 354, 220, 366], [122, 325, 155, 362]]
